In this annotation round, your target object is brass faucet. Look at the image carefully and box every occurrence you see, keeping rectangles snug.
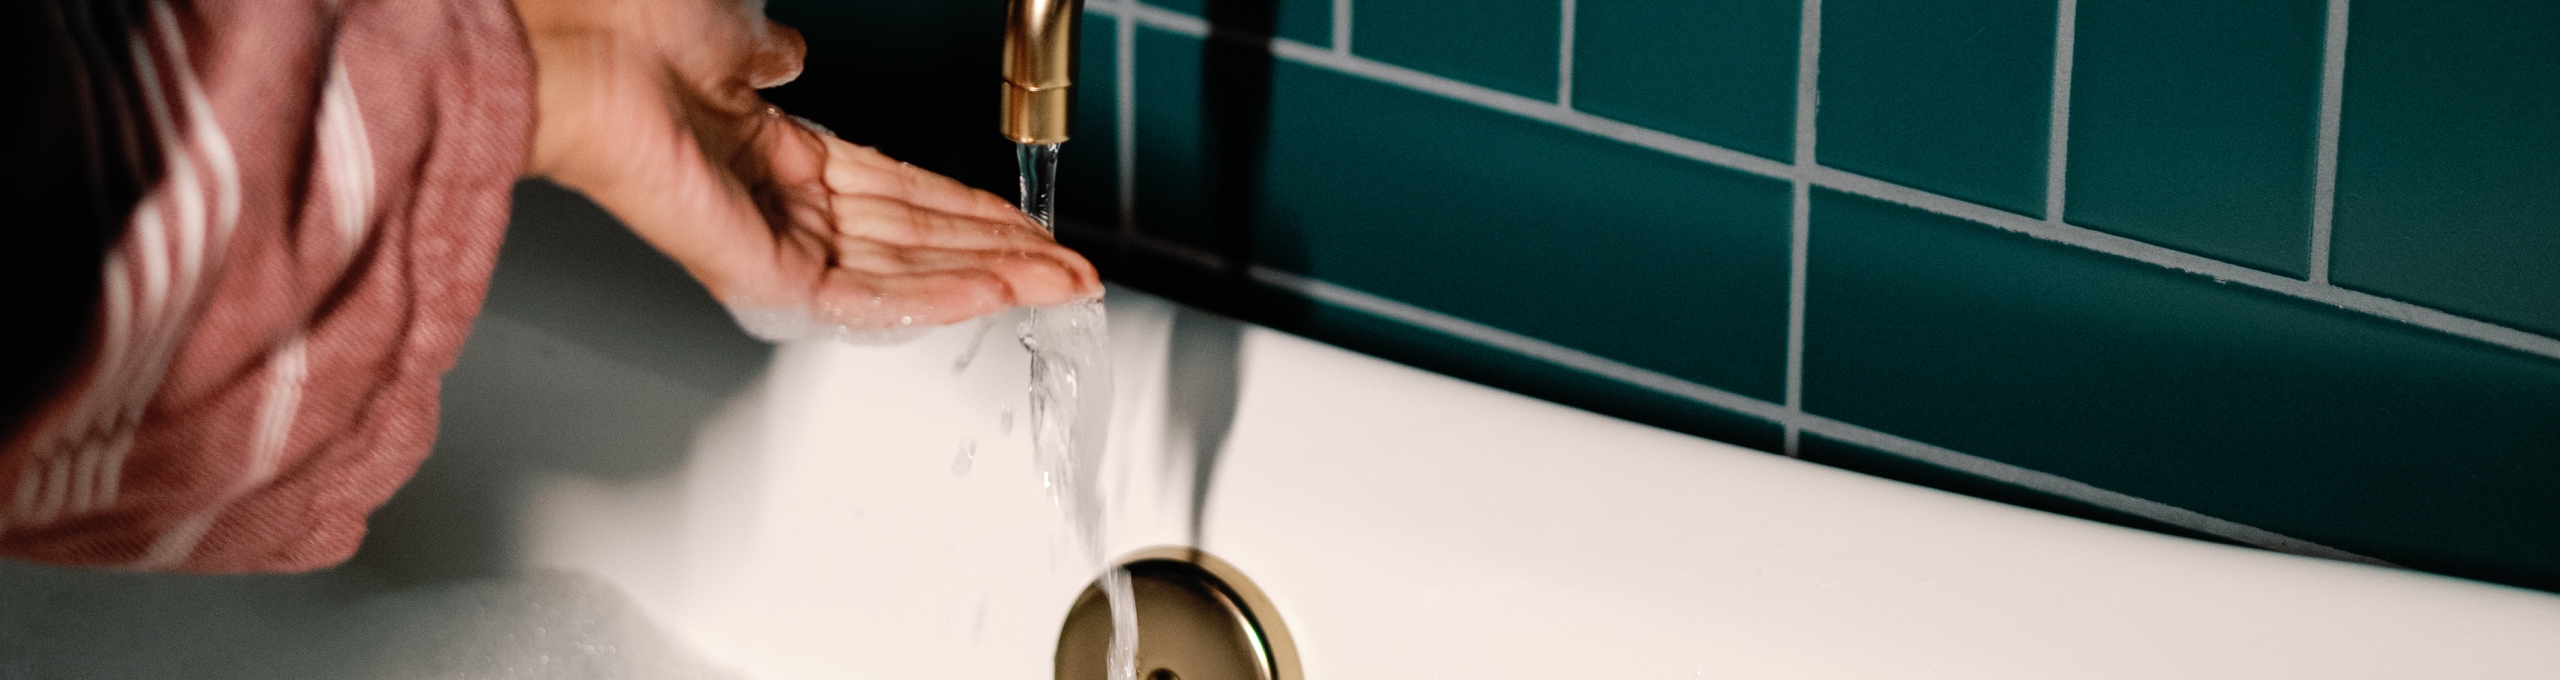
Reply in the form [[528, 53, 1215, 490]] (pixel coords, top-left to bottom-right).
[[1001, 0, 1085, 144]]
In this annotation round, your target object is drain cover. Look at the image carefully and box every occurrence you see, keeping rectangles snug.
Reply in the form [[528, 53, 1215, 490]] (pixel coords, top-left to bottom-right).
[[1055, 548, 1299, 680]]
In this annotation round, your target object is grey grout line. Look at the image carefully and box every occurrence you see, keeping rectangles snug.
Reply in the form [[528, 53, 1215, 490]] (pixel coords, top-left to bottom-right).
[[1556, 0, 1577, 108], [1783, 0, 1821, 457], [1265, 29, 1802, 177], [1116, 5, 1139, 239], [1243, 262, 2392, 567], [1793, 0, 1822, 168], [1793, 412, 2397, 567], [2309, 0, 2351, 284], [1809, 164, 2560, 359], [1784, 182, 1809, 458], [1124, 2, 1211, 37], [2046, 0, 2077, 223], [1332, 0, 1353, 55], [1099, 0, 2560, 363]]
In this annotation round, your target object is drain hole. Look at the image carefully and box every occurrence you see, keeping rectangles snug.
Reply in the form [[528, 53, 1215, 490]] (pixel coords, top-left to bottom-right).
[[1147, 670, 1180, 680]]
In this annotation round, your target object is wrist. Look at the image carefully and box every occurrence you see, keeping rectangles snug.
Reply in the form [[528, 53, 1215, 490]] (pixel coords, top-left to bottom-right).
[[513, 0, 604, 181]]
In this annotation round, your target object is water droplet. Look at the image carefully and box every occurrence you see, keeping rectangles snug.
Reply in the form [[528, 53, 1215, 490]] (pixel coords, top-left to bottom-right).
[[953, 317, 998, 373], [998, 406, 1015, 435], [952, 438, 977, 476], [900, 315, 914, 325]]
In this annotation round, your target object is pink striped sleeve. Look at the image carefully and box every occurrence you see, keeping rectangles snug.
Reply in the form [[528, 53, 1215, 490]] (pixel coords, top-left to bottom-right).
[[0, 0, 533, 572]]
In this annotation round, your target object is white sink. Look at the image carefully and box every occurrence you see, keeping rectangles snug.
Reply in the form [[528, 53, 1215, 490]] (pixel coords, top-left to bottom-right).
[[494, 286, 2560, 679], [9, 180, 2549, 678]]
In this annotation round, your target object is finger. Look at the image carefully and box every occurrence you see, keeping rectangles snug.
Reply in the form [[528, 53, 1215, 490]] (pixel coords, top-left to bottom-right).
[[820, 137, 1033, 226], [831, 238, 1099, 301], [811, 243, 1100, 327], [980, 247, 1104, 307], [748, 107, 830, 187], [811, 267, 1016, 328], [746, 22, 807, 89], [829, 239, 1012, 275], [830, 194, 1057, 250], [830, 144, 1029, 225]]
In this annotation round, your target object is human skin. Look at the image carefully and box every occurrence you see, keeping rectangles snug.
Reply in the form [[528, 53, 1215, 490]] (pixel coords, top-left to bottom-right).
[[512, 0, 1101, 330]]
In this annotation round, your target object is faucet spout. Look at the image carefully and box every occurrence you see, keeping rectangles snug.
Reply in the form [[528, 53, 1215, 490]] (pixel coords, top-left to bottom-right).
[[1002, 0, 1085, 144]]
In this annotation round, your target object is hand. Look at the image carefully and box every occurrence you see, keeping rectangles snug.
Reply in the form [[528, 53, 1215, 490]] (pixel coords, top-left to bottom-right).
[[513, 0, 1100, 333]]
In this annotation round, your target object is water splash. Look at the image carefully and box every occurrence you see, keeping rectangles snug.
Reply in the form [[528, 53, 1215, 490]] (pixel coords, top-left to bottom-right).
[[1017, 142, 1137, 680], [952, 316, 998, 374]]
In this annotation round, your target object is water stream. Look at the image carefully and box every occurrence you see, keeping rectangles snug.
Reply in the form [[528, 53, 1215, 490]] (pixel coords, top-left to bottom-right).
[[1016, 142, 1138, 680]]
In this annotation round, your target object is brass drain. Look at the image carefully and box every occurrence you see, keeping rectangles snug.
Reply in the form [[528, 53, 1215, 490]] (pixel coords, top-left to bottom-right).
[[1055, 547, 1299, 680]]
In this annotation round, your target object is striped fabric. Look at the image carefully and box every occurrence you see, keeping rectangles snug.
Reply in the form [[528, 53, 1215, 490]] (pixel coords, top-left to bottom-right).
[[0, 0, 531, 572]]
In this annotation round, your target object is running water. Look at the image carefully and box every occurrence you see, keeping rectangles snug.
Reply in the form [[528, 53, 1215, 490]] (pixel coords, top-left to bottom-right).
[[1016, 142, 1138, 680]]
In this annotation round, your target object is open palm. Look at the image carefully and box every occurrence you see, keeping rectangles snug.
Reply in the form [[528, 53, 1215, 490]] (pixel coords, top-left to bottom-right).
[[518, 0, 1099, 336]]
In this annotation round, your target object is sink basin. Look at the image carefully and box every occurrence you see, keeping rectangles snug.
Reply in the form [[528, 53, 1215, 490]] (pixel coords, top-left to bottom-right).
[[492, 287, 2560, 679], [7, 182, 2554, 677]]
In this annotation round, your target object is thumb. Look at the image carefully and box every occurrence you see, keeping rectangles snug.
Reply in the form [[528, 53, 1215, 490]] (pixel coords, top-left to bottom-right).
[[744, 21, 806, 90]]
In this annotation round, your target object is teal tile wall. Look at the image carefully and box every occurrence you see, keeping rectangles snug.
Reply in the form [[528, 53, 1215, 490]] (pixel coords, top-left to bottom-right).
[[2334, 1, 2560, 338], [2065, 0, 2326, 276], [1819, 0, 2056, 216], [766, 0, 2560, 594], [1572, 0, 1800, 162], [1279, 0, 1330, 46], [1353, 0, 1562, 100], [1133, 28, 1215, 250], [1059, 14, 1124, 227], [1250, 59, 1796, 402], [1802, 189, 2560, 586]]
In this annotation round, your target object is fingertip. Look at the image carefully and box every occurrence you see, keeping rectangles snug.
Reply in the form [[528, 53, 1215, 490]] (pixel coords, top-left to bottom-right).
[[747, 23, 808, 89], [999, 247, 1104, 308], [1047, 242, 1103, 291]]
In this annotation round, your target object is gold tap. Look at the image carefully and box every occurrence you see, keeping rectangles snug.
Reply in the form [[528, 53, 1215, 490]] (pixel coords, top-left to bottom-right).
[[1001, 0, 1084, 144]]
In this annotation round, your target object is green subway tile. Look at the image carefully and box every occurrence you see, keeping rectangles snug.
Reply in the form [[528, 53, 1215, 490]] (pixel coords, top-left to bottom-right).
[[1796, 433, 2241, 547], [1132, 27, 1218, 251], [2065, 0, 2325, 276], [1256, 59, 1794, 403], [1276, 0, 1332, 46], [2333, 1, 2560, 338], [1804, 188, 2560, 591], [1144, 0, 1332, 46], [1572, 0, 1800, 162], [1819, 0, 2055, 216], [1056, 14, 1123, 230], [1354, 0, 1562, 100]]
